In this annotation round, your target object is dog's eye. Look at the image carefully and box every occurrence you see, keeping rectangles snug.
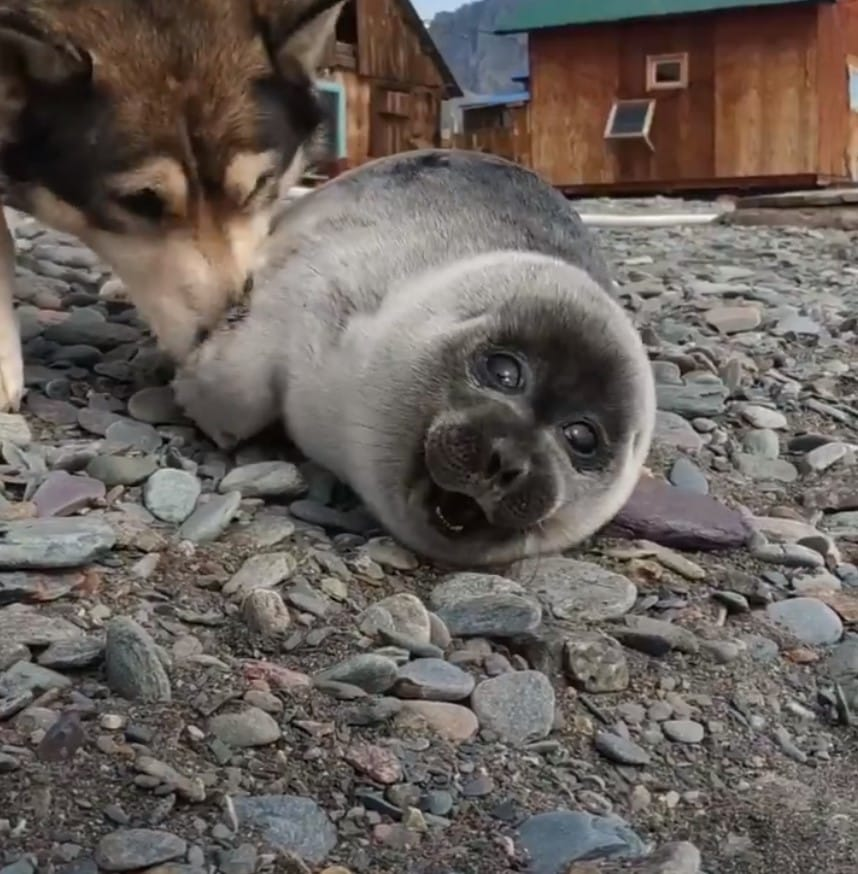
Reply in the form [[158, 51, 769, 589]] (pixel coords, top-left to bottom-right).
[[115, 188, 165, 221], [478, 352, 526, 392], [246, 171, 277, 204], [563, 421, 599, 456]]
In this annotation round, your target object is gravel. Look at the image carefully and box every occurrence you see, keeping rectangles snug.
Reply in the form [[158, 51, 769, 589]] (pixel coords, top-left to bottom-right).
[[3, 200, 858, 874]]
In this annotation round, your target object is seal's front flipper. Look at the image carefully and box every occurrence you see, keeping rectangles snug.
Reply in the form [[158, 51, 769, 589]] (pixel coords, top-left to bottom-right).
[[172, 328, 280, 451]]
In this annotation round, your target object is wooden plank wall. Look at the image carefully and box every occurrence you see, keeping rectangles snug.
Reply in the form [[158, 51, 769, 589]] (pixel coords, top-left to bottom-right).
[[333, 69, 372, 166], [320, 0, 444, 166], [528, 4, 825, 188], [452, 104, 532, 166], [713, 5, 817, 178], [357, 0, 444, 88], [817, 0, 858, 179]]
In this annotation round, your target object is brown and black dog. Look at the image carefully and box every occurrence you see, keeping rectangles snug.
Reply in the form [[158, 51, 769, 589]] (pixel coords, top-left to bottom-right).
[[0, 0, 345, 412]]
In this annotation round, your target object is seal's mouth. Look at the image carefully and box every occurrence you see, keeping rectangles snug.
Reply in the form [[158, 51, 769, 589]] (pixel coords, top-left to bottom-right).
[[428, 481, 489, 537]]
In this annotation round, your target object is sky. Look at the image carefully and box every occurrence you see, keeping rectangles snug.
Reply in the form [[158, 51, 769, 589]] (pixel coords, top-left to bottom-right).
[[413, 0, 462, 18]]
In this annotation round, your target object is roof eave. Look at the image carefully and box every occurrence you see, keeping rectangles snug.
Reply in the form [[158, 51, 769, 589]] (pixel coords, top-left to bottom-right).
[[493, 0, 837, 36]]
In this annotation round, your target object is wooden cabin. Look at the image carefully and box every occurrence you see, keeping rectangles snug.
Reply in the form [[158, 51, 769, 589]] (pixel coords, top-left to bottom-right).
[[307, 0, 461, 181], [495, 0, 858, 196], [449, 80, 532, 167]]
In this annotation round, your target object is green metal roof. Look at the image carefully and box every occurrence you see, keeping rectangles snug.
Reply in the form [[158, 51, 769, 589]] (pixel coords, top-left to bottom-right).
[[495, 0, 829, 34]]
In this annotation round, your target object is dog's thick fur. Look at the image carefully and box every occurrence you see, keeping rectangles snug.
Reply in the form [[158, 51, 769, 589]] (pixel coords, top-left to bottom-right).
[[0, 0, 345, 411], [174, 150, 656, 567]]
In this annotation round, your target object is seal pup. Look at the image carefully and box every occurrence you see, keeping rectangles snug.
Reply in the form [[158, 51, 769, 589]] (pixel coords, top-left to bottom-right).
[[173, 149, 656, 567]]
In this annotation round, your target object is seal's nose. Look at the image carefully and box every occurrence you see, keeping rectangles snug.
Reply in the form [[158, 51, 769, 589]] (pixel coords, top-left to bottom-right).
[[483, 438, 530, 493]]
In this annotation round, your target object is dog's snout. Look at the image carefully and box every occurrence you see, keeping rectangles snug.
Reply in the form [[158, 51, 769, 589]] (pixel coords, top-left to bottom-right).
[[242, 275, 254, 296], [484, 439, 530, 492]]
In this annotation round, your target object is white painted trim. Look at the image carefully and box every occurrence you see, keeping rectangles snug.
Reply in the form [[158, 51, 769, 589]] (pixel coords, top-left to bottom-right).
[[284, 186, 722, 227]]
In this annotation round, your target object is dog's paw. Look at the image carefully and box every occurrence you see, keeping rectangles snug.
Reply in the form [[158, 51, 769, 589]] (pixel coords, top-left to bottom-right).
[[0, 337, 24, 412]]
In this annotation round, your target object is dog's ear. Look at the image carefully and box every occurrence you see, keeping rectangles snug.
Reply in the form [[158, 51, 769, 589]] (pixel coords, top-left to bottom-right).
[[253, 0, 346, 75], [0, 7, 92, 87]]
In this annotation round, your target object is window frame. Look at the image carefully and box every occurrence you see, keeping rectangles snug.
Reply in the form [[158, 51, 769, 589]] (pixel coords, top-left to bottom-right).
[[603, 98, 656, 149], [314, 79, 348, 160], [646, 52, 689, 91]]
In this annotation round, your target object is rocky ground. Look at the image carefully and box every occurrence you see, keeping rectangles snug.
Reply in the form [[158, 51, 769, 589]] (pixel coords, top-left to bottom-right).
[[1, 197, 858, 874]]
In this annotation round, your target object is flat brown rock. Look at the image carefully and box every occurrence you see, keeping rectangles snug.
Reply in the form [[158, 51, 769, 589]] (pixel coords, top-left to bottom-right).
[[603, 476, 750, 551]]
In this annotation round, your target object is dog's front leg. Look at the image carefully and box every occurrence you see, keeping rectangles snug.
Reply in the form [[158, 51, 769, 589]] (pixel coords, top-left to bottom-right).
[[0, 208, 23, 411]]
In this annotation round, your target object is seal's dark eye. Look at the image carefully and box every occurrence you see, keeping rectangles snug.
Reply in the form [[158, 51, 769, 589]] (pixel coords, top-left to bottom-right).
[[480, 352, 525, 392], [563, 421, 599, 455], [115, 188, 165, 222]]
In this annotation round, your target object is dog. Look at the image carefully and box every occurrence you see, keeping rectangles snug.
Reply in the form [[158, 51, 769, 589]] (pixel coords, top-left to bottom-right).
[[0, 0, 345, 412]]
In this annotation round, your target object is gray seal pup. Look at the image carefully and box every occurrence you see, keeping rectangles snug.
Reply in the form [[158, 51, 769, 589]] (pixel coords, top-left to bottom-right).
[[173, 149, 656, 567]]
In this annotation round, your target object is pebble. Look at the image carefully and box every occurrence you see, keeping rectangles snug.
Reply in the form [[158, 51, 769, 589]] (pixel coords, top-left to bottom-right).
[[219, 461, 307, 498], [509, 557, 638, 621], [563, 632, 629, 693], [800, 441, 853, 473], [397, 701, 479, 742], [343, 742, 402, 784], [705, 303, 761, 333], [766, 597, 843, 645], [242, 589, 292, 637], [733, 453, 798, 483], [653, 411, 704, 451], [0, 517, 116, 568], [435, 592, 542, 639], [104, 419, 162, 453], [314, 653, 399, 694], [94, 829, 186, 871], [32, 471, 105, 517], [367, 592, 432, 642], [663, 719, 705, 744], [104, 616, 171, 702], [222, 551, 298, 600], [178, 491, 242, 542], [143, 468, 202, 523], [656, 380, 727, 418], [517, 810, 646, 874], [594, 731, 652, 766], [742, 428, 780, 458], [470, 670, 555, 746], [85, 454, 158, 486], [668, 457, 709, 495], [209, 706, 281, 747], [231, 795, 337, 864], [615, 615, 699, 655], [739, 404, 788, 430], [392, 658, 475, 701], [127, 386, 187, 424]]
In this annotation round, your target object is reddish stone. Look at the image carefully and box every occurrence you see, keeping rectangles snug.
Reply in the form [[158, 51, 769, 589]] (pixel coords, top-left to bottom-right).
[[241, 660, 311, 690], [343, 742, 402, 784], [602, 475, 750, 551], [33, 471, 106, 518]]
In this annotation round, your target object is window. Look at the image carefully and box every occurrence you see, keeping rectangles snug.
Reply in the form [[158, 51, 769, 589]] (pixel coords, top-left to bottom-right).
[[604, 99, 656, 147], [312, 80, 347, 162], [646, 53, 689, 90]]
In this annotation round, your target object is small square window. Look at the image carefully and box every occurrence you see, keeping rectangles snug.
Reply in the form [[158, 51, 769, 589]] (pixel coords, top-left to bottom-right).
[[604, 99, 656, 147], [646, 53, 689, 90]]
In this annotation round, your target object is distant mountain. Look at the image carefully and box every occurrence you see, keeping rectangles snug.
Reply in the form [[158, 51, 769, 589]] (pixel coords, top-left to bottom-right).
[[428, 0, 527, 96]]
